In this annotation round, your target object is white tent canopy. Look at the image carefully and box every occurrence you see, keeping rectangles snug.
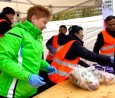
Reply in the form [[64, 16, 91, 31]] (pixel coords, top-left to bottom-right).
[[0, 0, 101, 19]]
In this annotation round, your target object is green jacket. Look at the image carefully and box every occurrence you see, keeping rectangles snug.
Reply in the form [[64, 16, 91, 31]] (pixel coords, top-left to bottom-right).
[[0, 20, 49, 98]]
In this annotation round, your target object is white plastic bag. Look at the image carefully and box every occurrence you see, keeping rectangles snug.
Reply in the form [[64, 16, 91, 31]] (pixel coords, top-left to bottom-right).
[[94, 69, 115, 85], [69, 66, 115, 91], [69, 66, 99, 91]]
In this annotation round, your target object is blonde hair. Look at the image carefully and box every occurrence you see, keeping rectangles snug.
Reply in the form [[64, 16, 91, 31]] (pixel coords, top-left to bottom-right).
[[27, 5, 51, 21]]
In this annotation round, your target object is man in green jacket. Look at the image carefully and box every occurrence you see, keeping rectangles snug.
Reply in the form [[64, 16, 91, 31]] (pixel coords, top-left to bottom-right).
[[0, 5, 56, 98]]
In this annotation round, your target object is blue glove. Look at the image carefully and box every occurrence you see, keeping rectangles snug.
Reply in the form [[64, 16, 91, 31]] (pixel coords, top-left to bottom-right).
[[110, 57, 114, 64], [46, 44, 56, 54], [46, 65, 57, 75], [28, 74, 46, 88]]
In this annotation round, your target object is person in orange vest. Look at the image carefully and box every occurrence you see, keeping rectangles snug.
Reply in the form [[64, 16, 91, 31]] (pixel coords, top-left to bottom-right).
[[38, 25, 91, 94], [48, 25, 114, 83], [0, 7, 15, 37], [93, 15, 115, 73], [46, 25, 67, 64]]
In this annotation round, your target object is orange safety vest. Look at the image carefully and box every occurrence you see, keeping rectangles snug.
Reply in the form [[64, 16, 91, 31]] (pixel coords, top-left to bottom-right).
[[46, 35, 59, 61], [48, 40, 80, 83], [0, 19, 8, 37], [100, 30, 115, 56]]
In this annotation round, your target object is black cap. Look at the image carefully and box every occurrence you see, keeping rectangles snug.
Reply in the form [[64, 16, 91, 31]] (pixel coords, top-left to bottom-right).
[[68, 25, 83, 35], [2, 7, 15, 15]]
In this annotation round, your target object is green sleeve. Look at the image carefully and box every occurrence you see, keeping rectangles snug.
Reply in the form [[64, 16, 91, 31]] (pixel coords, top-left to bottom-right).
[[40, 60, 49, 71], [0, 30, 31, 82]]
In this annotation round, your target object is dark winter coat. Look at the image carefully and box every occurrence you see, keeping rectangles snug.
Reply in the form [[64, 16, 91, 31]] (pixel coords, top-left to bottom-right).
[[0, 12, 12, 35], [58, 33, 111, 65]]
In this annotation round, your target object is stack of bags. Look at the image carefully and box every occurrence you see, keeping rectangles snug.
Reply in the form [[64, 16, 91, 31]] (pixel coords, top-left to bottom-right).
[[69, 66, 115, 91]]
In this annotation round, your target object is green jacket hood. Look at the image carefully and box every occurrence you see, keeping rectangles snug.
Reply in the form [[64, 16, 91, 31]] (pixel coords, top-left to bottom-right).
[[14, 20, 42, 39]]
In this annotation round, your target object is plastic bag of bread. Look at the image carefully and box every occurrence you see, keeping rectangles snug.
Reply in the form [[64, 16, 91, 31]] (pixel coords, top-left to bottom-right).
[[69, 66, 100, 91], [93, 69, 115, 85]]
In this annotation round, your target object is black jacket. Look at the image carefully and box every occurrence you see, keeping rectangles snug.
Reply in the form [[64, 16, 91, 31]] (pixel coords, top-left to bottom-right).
[[58, 33, 111, 65], [46, 34, 89, 67], [0, 12, 12, 35], [93, 28, 115, 67]]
